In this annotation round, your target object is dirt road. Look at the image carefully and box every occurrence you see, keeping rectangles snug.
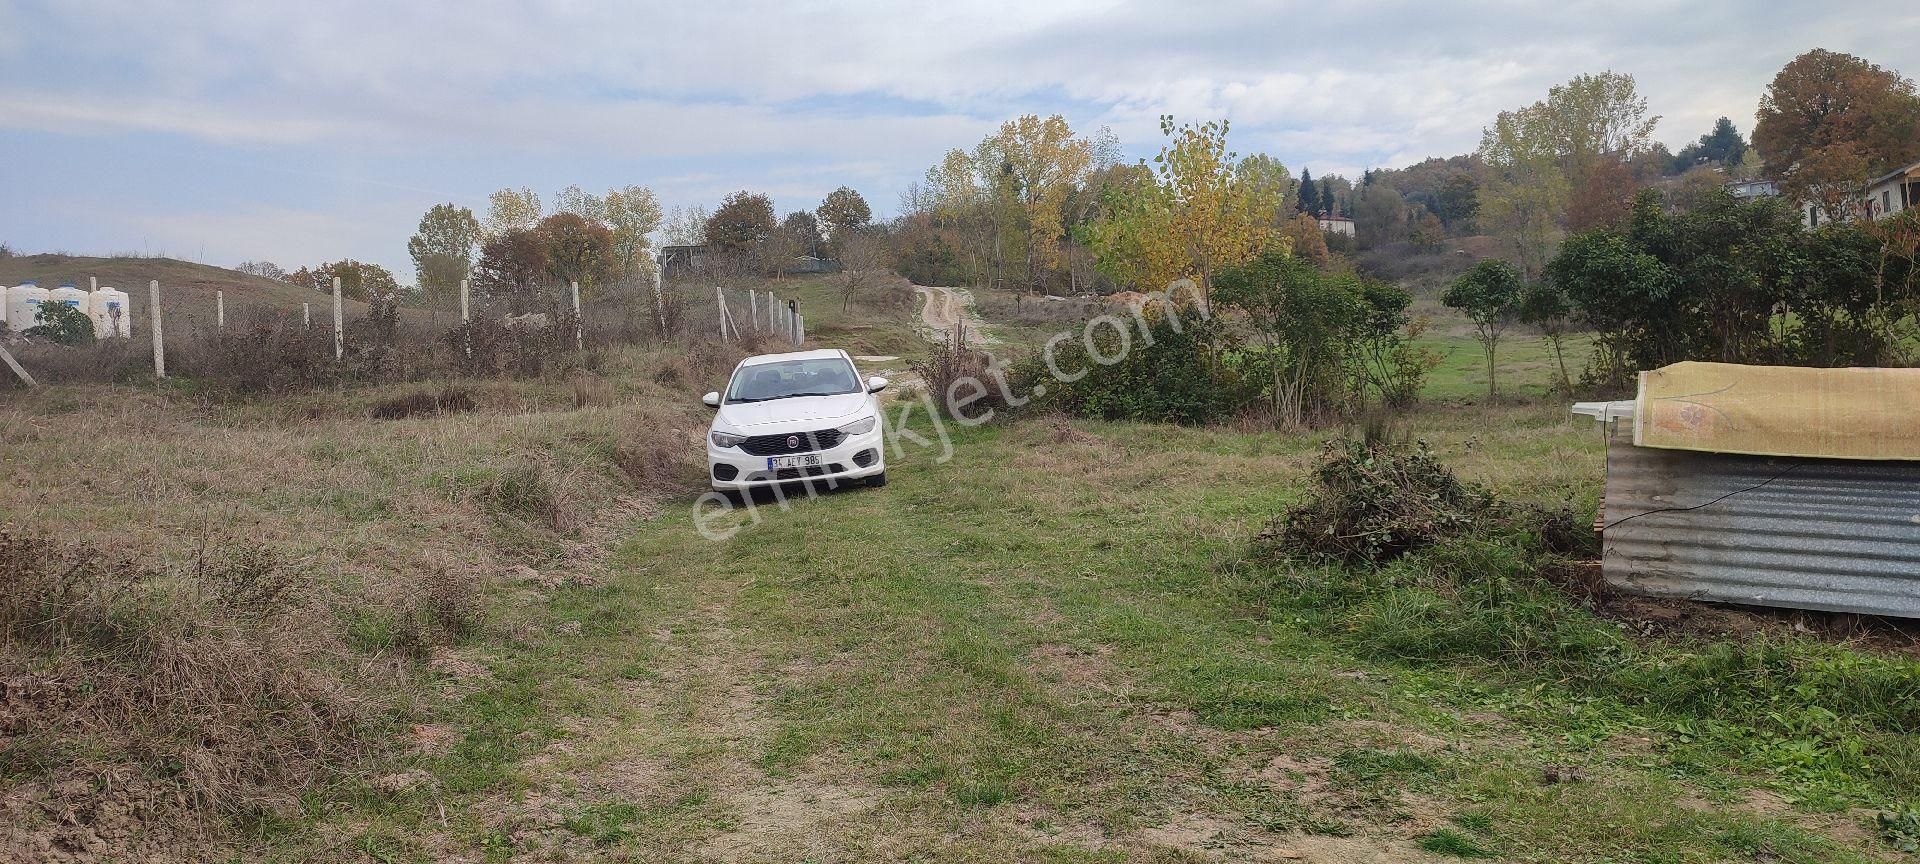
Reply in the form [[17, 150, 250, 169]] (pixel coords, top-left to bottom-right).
[[914, 285, 999, 347]]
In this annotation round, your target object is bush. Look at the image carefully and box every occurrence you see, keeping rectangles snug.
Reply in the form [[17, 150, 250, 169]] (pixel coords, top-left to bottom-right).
[[911, 323, 1006, 420], [1018, 314, 1255, 425], [1261, 437, 1492, 564], [25, 301, 95, 345]]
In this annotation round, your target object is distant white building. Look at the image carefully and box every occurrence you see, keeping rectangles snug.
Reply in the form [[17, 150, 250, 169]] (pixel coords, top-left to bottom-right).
[[1865, 159, 1920, 220], [1801, 158, 1920, 229], [1725, 178, 1778, 199], [1316, 213, 1355, 237]]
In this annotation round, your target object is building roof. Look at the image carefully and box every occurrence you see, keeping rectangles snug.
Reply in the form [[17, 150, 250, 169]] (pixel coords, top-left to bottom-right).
[[1317, 215, 1354, 223], [1868, 158, 1920, 188]]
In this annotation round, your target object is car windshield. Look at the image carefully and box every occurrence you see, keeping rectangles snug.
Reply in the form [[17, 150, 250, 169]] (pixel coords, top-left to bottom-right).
[[726, 357, 860, 403]]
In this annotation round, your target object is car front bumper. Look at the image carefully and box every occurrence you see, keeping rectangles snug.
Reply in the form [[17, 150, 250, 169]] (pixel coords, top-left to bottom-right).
[[707, 426, 886, 491]]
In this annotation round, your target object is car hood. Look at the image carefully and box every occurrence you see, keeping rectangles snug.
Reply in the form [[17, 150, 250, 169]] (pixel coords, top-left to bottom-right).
[[717, 393, 869, 429]]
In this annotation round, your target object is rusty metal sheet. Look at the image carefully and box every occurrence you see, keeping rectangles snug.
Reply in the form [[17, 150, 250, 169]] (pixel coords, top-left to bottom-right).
[[1602, 422, 1920, 618]]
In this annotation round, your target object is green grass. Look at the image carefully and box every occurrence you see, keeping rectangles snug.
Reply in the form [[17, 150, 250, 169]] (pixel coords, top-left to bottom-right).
[[252, 400, 1912, 861]]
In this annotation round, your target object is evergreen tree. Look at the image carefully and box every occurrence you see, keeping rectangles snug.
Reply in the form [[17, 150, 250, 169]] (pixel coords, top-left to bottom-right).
[[1297, 168, 1318, 214], [1321, 178, 1336, 215]]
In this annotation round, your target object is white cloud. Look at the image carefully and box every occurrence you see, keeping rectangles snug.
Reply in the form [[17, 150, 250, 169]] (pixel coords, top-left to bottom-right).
[[3, 0, 1917, 272]]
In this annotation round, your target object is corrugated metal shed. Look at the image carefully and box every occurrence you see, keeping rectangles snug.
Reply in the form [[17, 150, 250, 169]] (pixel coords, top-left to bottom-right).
[[1601, 422, 1920, 618]]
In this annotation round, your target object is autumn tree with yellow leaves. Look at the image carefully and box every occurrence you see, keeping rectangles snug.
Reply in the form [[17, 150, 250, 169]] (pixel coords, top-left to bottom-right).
[[1084, 116, 1289, 303]]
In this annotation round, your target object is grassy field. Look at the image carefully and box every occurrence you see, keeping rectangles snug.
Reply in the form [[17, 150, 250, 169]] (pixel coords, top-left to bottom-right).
[[270, 403, 1913, 863], [3, 271, 1916, 862]]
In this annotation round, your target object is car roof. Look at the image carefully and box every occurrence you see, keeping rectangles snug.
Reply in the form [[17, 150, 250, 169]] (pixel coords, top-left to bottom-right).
[[738, 348, 849, 367]]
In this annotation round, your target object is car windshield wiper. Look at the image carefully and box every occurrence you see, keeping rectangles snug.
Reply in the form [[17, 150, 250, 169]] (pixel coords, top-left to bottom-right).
[[728, 389, 853, 404]]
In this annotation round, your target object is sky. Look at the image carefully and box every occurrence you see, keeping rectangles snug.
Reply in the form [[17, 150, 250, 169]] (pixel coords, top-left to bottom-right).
[[1, 1, 1916, 281]]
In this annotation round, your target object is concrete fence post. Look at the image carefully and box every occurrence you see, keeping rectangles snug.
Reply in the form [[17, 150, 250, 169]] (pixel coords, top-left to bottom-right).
[[459, 279, 471, 357], [216, 290, 225, 329], [651, 263, 667, 334], [795, 312, 805, 347], [148, 280, 166, 378], [571, 281, 583, 351], [303, 303, 311, 329], [331, 276, 343, 361]]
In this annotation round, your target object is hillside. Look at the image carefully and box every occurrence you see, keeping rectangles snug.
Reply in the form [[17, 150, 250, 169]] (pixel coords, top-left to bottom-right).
[[0, 254, 379, 328]]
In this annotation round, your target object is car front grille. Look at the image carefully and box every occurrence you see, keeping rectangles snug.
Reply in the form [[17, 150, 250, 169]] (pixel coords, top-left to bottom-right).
[[739, 428, 843, 455]]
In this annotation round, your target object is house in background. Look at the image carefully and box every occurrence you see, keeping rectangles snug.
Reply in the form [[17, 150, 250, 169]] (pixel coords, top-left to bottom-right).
[[1316, 212, 1356, 238], [1801, 157, 1920, 229], [1865, 159, 1920, 220], [658, 244, 713, 279], [1725, 178, 1778, 199]]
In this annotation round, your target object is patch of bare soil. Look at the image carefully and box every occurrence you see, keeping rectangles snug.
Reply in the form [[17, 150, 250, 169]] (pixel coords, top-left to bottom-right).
[[0, 769, 205, 864], [700, 777, 880, 862]]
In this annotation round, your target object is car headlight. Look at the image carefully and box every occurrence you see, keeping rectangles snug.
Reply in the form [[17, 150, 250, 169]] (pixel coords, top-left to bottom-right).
[[838, 416, 877, 436], [710, 430, 747, 448]]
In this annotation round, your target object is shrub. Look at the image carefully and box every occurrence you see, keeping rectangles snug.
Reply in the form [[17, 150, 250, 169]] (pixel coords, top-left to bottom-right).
[[911, 323, 1005, 420], [370, 385, 476, 419], [1261, 438, 1492, 564], [1019, 314, 1254, 425], [25, 301, 95, 345]]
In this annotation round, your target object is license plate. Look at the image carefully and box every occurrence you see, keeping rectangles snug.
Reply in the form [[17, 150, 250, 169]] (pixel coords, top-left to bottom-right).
[[767, 454, 823, 470]]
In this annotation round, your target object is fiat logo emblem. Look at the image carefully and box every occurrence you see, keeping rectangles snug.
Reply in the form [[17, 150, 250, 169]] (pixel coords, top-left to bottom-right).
[[786, 435, 800, 449]]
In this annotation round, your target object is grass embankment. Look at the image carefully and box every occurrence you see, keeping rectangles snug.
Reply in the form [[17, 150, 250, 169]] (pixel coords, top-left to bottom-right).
[[0, 345, 742, 861]]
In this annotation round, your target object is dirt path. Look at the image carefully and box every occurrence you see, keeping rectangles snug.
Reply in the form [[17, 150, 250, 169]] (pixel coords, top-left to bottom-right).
[[914, 285, 999, 347]]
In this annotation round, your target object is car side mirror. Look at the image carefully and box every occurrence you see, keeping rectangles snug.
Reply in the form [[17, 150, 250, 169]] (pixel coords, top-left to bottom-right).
[[702, 392, 721, 407], [867, 376, 889, 393]]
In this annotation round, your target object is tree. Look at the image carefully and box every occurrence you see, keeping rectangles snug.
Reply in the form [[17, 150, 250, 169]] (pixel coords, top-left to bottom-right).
[[1297, 167, 1319, 214], [1566, 158, 1640, 232], [1540, 71, 1662, 173], [473, 229, 549, 311], [1443, 259, 1525, 400], [1277, 212, 1331, 266], [1519, 279, 1575, 392], [815, 186, 873, 254], [406, 203, 482, 302], [534, 213, 613, 294], [1408, 207, 1446, 252], [1696, 117, 1748, 166], [314, 260, 400, 303], [1434, 170, 1479, 228], [982, 115, 1094, 290], [552, 185, 606, 222], [1214, 249, 1368, 427], [1236, 154, 1296, 224], [1478, 103, 1571, 279], [485, 187, 542, 237], [705, 191, 777, 264], [1352, 183, 1406, 247], [782, 211, 825, 259], [1085, 116, 1283, 304], [662, 205, 709, 247], [603, 185, 662, 279], [1755, 49, 1920, 219], [838, 230, 892, 311]]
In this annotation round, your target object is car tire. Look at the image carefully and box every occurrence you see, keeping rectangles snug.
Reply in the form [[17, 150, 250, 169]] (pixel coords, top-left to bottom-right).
[[867, 471, 888, 488]]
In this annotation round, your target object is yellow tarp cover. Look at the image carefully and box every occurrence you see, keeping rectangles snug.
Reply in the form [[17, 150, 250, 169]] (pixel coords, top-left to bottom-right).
[[1635, 361, 1920, 460]]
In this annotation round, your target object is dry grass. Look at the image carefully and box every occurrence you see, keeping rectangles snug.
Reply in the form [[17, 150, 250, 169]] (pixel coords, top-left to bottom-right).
[[0, 343, 724, 861]]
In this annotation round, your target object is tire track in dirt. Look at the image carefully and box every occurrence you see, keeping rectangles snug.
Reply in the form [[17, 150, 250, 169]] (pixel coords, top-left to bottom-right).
[[914, 285, 999, 347]]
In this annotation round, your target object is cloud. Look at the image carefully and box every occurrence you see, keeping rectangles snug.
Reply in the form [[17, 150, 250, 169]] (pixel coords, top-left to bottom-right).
[[1, 0, 1915, 275]]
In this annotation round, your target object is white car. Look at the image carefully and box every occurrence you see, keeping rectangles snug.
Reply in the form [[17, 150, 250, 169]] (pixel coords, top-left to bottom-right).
[[704, 349, 888, 494]]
